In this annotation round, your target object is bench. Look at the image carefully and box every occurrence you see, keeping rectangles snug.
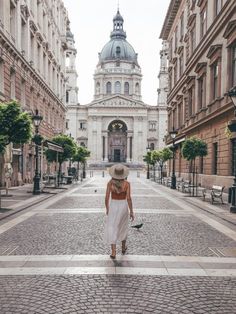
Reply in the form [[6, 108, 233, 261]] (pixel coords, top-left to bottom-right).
[[202, 185, 225, 204], [181, 180, 191, 193]]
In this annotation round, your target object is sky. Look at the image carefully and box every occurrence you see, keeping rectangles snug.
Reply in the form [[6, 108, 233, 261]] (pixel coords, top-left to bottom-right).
[[63, 0, 170, 106]]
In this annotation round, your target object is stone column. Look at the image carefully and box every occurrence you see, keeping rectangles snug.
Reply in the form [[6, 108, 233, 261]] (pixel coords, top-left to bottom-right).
[[126, 136, 131, 163], [104, 134, 108, 162]]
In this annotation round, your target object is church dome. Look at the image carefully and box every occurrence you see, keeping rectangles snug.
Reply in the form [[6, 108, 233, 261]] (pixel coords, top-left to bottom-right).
[[99, 10, 138, 64], [100, 39, 137, 62]]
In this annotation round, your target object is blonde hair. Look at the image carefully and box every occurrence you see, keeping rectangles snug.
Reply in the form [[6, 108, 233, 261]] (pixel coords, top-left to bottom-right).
[[110, 178, 125, 193]]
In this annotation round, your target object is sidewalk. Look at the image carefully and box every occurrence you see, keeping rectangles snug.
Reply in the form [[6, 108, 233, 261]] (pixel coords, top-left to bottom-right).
[[150, 180, 236, 226], [0, 181, 83, 221]]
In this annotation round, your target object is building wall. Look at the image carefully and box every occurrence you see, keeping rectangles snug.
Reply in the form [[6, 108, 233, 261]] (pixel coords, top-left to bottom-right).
[[0, 0, 69, 186], [160, 0, 236, 190]]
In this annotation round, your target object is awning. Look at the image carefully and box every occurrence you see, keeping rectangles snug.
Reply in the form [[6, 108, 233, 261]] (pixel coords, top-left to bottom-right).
[[166, 137, 186, 148], [44, 140, 64, 153]]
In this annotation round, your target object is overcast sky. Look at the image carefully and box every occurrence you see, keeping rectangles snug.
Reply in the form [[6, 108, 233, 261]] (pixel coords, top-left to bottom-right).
[[63, 0, 170, 105]]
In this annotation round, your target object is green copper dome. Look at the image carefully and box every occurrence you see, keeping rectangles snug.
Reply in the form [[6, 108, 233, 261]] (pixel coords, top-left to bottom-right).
[[99, 10, 138, 64]]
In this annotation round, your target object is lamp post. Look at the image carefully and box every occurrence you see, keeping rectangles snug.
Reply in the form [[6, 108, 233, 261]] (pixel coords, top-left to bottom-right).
[[227, 87, 236, 213], [32, 109, 43, 195], [169, 128, 178, 189], [146, 145, 150, 179]]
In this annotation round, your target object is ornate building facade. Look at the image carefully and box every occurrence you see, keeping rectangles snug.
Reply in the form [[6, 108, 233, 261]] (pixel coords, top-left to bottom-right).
[[0, 0, 69, 186], [160, 0, 236, 189], [67, 10, 163, 165], [157, 40, 169, 149]]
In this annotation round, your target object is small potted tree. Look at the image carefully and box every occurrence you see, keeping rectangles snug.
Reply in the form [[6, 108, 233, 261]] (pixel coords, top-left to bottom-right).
[[181, 137, 207, 196]]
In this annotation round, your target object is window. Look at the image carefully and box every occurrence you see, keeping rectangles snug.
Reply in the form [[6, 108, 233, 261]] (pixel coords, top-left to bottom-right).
[[10, 1, 16, 41], [170, 38, 173, 60], [179, 53, 184, 77], [190, 25, 196, 55], [149, 122, 156, 130], [10, 69, 15, 99], [212, 143, 218, 175], [124, 82, 129, 95], [232, 44, 236, 87], [150, 143, 155, 150], [135, 83, 140, 94], [106, 82, 111, 94], [37, 44, 41, 72], [198, 75, 206, 110], [200, 6, 207, 37], [232, 139, 236, 176], [212, 63, 219, 99], [169, 70, 172, 91], [188, 87, 193, 117], [0, 59, 4, 93], [174, 62, 177, 84], [175, 27, 178, 51], [66, 91, 69, 103], [180, 12, 184, 40], [116, 46, 121, 57], [21, 79, 26, 107], [215, 0, 223, 16], [115, 81, 121, 93], [178, 103, 183, 127], [79, 122, 86, 130]]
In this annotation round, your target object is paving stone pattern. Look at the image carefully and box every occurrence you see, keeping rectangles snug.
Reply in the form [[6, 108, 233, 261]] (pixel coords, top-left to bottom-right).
[[48, 195, 182, 210], [0, 275, 235, 314], [0, 213, 235, 256]]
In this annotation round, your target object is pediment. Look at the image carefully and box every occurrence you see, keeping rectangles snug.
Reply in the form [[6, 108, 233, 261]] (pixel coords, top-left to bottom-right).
[[88, 95, 148, 108]]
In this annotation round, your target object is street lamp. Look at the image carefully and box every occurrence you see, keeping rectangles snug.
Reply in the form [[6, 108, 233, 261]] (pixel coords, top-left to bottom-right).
[[169, 128, 178, 189], [146, 145, 151, 179], [32, 109, 43, 195], [227, 87, 236, 213]]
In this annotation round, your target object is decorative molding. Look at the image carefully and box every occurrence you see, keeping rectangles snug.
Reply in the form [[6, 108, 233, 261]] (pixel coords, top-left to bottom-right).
[[206, 44, 222, 59]]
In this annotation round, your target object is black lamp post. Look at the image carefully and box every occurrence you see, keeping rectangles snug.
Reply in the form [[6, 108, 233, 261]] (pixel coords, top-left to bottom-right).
[[32, 109, 43, 195], [146, 145, 150, 179], [169, 128, 178, 189], [227, 87, 236, 213]]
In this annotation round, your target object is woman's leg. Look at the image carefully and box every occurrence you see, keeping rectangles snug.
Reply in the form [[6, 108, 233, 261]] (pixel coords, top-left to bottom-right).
[[122, 240, 127, 254], [110, 244, 116, 258]]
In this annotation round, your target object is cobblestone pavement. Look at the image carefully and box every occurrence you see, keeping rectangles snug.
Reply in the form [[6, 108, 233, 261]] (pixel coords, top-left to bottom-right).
[[0, 171, 236, 313], [0, 275, 236, 314]]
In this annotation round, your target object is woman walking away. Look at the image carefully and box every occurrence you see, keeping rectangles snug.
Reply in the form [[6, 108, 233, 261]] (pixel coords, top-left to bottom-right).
[[105, 164, 134, 259]]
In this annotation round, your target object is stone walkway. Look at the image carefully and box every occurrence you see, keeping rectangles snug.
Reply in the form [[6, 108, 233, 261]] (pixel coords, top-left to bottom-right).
[[0, 171, 236, 313]]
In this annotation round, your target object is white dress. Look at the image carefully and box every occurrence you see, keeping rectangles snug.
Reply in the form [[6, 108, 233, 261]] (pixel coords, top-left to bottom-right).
[[104, 199, 129, 245]]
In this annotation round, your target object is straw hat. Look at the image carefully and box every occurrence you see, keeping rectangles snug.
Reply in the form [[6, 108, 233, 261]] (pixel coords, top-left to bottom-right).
[[109, 164, 129, 180]]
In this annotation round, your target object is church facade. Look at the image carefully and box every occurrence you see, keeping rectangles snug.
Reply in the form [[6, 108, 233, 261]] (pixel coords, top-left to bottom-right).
[[67, 10, 164, 165]]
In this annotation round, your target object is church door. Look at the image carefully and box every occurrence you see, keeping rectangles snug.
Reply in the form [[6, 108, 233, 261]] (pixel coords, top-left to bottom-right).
[[108, 120, 127, 163]]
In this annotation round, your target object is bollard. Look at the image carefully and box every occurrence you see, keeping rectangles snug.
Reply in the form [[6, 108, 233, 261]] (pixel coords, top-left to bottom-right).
[[137, 171, 140, 178], [102, 171, 104, 177]]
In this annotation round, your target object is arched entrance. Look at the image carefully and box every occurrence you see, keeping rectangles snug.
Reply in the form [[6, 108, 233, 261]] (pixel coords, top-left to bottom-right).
[[108, 120, 127, 162]]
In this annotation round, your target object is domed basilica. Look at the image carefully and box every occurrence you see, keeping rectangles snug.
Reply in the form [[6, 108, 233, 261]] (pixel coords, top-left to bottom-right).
[[67, 10, 166, 165]]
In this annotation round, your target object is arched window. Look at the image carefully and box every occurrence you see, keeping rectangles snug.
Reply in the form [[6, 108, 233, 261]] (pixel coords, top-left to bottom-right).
[[96, 82, 100, 94], [115, 81, 121, 93], [135, 82, 140, 94], [106, 81, 111, 94], [124, 82, 129, 95]]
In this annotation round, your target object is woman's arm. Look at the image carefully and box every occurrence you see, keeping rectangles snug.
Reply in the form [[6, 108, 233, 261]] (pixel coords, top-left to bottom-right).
[[127, 182, 134, 221], [105, 181, 111, 215]]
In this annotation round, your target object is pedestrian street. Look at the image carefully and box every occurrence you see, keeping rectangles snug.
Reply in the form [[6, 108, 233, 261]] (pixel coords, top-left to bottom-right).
[[0, 171, 236, 313]]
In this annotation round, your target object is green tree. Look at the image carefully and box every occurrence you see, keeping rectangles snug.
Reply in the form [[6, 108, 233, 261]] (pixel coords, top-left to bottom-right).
[[0, 101, 32, 153], [181, 137, 208, 195], [152, 148, 173, 183], [45, 134, 77, 182], [73, 146, 90, 178]]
